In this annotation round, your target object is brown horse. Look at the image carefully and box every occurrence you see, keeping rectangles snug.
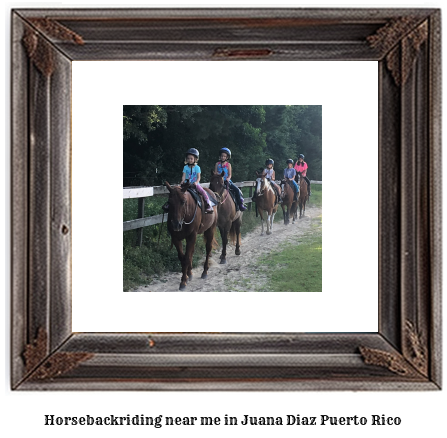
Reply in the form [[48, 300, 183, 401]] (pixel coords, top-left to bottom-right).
[[280, 179, 298, 225], [295, 173, 309, 219], [165, 181, 218, 290], [209, 171, 243, 264], [254, 171, 279, 235]]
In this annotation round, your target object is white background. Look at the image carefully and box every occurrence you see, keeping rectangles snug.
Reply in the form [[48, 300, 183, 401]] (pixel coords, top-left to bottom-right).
[[2, 1, 445, 438], [72, 60, 378, 332]]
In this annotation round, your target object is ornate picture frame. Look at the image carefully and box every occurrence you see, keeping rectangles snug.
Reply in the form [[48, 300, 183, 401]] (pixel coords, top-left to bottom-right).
[[11, 8, 441, 390]]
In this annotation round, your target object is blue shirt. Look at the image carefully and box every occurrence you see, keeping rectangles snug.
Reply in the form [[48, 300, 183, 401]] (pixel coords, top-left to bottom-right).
[[284, 168, 296, 179], [183, 164, 201, 183]]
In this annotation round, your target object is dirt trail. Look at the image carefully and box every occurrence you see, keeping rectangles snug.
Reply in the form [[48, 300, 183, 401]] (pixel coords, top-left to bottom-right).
[[133, 206, 322, 292]]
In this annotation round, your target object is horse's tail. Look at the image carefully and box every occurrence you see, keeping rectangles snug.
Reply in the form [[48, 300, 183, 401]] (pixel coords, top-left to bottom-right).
[[228, 221, 242, 247], [229, 222, 237, 245]]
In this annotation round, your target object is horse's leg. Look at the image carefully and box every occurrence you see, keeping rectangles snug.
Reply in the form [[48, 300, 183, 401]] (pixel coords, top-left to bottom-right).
[[266, 209, 272, 235], [173, 239, 188, 290], [184, 232, 196, 285], [259, 209, 265, 235], [270, 208, 275, 233], [219, 225, 229, 264], [281, 204, 286, 225], [292, 202, 297, 223], [234, 217, 242, 256], [202, 227, 214, 279]]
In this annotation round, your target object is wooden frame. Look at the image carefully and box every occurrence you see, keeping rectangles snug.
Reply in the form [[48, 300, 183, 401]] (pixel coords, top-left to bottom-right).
[[11, 8, 441, 390]]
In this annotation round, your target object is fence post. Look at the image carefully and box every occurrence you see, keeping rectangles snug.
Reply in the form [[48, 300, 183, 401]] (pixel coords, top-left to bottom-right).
[[248, 186, 253, 211], [136, 197, 145, 247]]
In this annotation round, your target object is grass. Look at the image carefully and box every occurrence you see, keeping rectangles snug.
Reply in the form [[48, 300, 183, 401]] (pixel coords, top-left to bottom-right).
[[123, 184, 322, 291], [257, 216, 322, 292]]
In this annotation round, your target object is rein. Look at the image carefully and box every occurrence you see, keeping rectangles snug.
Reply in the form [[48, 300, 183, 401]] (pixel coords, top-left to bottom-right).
[[183, 198, 199, 225], [218, 185, 230, 205]]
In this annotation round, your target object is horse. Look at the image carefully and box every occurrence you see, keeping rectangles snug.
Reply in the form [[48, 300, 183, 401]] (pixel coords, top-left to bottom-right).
[[209, 170, 243, 264], [280, 178, 298, 225], [295, 172, 309, 219], [165, 181, 218, 290], [253, 171, 279, 235]]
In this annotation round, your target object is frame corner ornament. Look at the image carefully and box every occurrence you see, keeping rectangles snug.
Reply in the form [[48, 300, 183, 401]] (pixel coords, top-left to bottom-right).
[[405, 320, 428, 377], [23, 328, 94, 381], [22, 17, 84, 77], [359, 346, 424, 380], [367, 17, 428, 86]]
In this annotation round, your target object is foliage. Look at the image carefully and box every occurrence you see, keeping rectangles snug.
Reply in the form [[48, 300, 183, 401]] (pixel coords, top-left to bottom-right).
[[123, 105, 322, 187]]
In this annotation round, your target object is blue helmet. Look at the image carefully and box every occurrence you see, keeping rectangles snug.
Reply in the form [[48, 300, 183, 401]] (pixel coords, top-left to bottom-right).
[[185, 148, 199, 160], [286, 158, 294, 165], [219, 148, 231, 159], [299, 154, 305, 159], [265, 158, 274, 166]]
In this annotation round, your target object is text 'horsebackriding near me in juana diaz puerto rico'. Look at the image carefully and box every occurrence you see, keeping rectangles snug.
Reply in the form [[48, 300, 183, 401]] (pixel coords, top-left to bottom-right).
[[209, 147, 245, 264], [163, 148, 218, 290]]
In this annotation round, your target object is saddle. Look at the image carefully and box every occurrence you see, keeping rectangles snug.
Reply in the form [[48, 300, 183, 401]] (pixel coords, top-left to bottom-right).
[[187, 187, 218, 209]]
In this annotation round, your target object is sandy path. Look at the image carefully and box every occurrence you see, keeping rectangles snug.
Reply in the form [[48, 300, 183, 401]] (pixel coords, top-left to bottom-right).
[[133, 206, 322, 292]]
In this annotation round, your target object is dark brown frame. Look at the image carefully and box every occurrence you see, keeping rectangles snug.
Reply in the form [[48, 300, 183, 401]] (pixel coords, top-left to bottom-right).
[[11, 8, 441, 390]]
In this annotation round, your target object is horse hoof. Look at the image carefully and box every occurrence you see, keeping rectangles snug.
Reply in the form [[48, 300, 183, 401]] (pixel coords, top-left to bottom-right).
[[188, 274, 193, 280], [201, 273, 208, 279], [179, 284, 186, 291], [235, 250, 241, 256], [266, 231, 272, 235], [220, 259, 227, 264]]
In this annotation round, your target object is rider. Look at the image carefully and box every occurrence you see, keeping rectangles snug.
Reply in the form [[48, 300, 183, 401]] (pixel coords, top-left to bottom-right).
[[294, 154, 311, 196], [162, 148, 213, 214], [214, 147, 247, 211], [284, 159, 300, 202], [253, 158, 282, 203]]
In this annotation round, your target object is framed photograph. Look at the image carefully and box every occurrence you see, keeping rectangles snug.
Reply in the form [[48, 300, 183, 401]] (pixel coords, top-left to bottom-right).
[[121, 103, 324, 294], [11, 8, 441, 390]]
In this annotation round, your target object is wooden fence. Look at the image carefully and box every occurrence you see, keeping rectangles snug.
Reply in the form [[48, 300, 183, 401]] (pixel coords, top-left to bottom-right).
[[123, 180, 322, 246]]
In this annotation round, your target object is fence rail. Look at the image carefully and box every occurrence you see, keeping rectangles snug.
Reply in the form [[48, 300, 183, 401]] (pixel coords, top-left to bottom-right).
[[123, 180, 322, 245]]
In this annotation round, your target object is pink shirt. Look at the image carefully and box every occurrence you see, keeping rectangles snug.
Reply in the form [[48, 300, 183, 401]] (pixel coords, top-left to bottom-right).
[[294, 161, 308, 177]]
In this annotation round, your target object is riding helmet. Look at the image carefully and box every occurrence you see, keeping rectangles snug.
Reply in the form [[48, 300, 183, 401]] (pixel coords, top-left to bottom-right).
[[298, 154, 305, 159], [185, 148, 199, 160], [286, 158, 294, 165], [219, 148, 231, 159], [265, 158, 274, 166]]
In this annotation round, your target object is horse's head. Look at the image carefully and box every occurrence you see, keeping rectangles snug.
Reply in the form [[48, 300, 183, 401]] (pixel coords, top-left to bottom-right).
[[165, 181, 189, 231], [209, 170, 226, 194], [255, 170, 268, 194]]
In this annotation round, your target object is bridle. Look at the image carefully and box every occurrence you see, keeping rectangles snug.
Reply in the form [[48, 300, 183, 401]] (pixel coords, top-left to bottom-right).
[[169, 189, 198, 229], [256, 175, 270, 196], [211, 176, 230, 205]]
